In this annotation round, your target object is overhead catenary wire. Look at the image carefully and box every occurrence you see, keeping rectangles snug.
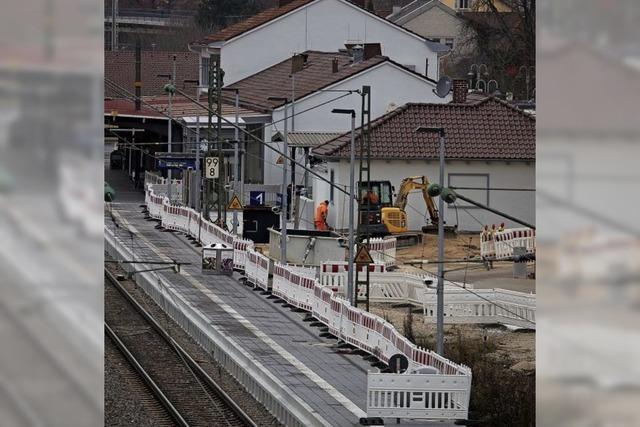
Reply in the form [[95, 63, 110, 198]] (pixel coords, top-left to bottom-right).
[[104, 78, 354, 197]]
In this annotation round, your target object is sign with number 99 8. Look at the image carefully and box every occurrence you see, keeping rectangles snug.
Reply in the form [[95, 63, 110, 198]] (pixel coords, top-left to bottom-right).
[[205, 157, 219, 179]]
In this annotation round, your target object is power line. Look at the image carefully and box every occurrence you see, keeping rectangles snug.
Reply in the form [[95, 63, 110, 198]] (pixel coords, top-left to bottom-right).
[[104, 78, 354, 197]]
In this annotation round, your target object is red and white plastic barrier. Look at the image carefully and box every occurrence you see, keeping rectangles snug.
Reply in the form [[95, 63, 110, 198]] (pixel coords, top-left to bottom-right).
[[480, 227, 535, 260], [365, 237, 397, 269], [319, 262, 386, 289], [245, 249, 270, 291], [233, 238, 254, 271], [143, 182, 472, 421]]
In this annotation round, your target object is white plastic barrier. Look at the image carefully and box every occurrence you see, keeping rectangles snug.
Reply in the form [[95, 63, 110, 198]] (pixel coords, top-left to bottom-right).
[[365, 237, 397, 269], [319, 262, 386, 289], [422, 288, 536, 329], [480, 227, 535, 260], [245, 249, 270, 291], [233, 238, 254, 271], [142, 183, 473, 421]]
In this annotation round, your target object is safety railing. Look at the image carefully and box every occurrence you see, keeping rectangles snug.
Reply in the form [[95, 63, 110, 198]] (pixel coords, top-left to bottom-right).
[[233, 238, 254, 271], [245, 249, 270, 292], [319, 261, 386, 289], [480, 227, 535, 260]]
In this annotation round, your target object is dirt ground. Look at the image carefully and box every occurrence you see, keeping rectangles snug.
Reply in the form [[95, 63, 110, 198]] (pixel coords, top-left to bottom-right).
[[369, 302, 535, 369]]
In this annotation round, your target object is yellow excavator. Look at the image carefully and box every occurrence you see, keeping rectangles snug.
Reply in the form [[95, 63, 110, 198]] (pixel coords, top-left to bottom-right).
[[358, 176, 452, 235]]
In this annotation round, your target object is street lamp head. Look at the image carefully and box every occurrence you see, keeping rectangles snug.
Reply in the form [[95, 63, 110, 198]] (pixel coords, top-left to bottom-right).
[[332, 108, 356, 117]]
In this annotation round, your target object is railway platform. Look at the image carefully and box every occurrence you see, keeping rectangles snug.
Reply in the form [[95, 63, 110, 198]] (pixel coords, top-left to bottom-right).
[[105, 170, 457, 426]]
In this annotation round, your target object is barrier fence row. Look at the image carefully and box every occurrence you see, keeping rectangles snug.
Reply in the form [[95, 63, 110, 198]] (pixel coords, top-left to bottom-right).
[[480, 227, 536, 260], [143, 184, 473, 420]]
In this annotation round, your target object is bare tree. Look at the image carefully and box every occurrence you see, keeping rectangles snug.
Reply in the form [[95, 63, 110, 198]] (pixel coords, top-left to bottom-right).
[[447, 0, 535, 99]]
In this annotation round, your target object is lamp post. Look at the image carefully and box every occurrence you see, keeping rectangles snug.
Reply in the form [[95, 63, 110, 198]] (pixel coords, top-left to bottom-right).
[[417, 126, 446, 356], [268, 96, 290, 263], [224, 88, 241, 235], [332, 108, 356, 305]]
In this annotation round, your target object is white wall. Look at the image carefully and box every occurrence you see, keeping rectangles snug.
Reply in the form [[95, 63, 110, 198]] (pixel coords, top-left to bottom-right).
[[312, 159, 535, 232], [263, 61, 449, 186], [215, 0, 440, 84], [271, 62, 448, 133]]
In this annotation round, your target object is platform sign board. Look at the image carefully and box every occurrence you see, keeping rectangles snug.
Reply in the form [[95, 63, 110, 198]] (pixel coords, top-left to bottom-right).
[[388, 354, 409, 374], [354, 245, 374, 264], [250, 191, 266, 206], [205, 157, 219, 179], [227, 194, 243, 211]]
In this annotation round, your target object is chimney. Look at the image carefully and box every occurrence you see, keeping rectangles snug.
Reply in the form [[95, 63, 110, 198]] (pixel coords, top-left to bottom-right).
[[363, 43, 382, 60], [452, 79, 469, 103], [332, 57, 339, 73], [392, 6, 402, 15]]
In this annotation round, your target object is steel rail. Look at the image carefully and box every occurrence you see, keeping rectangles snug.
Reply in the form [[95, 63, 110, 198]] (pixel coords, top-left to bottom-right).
[[105, 268, 259, 427], [104, 323, 190, 427]]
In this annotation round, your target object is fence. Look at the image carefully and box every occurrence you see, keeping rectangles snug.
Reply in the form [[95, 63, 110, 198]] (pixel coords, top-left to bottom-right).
[[365, 237, 397, 269], [480, 227, 536, 260], [140, 183, 474, 421]]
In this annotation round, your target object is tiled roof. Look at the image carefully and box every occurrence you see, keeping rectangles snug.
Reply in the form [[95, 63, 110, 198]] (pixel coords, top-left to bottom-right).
[[227, 51, 388, 112], [105, 51, 199, 98], [104, 96, 264, 120], [196, 0, 315, 44], [313, 97, 535, 160], [273, 131, 343, 147], [194, 0, 431, 45]]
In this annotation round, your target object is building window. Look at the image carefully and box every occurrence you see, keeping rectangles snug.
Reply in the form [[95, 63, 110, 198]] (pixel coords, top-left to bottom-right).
[[457, 0, 471, 9], [201, 57, 210, 86], [443, 38, 454, 49], [448, 173, 489, 208]]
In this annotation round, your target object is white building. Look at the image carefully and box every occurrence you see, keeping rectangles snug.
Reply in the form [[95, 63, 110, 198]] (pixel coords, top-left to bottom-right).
[[189, 0, 449, 85], [225, 49, 451, 185], [312, 85, 536, 232]]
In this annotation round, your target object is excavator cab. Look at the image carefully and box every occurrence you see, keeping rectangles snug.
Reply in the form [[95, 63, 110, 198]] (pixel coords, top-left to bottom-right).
[[357, 181, 393, 235]]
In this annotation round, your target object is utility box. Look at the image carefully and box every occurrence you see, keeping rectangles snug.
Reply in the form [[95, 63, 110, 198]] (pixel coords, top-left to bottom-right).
[[513, 246, 528, 279], [243, 207, 280, 243], [269, 228, 345, 266], [202, 243, 234, 275]]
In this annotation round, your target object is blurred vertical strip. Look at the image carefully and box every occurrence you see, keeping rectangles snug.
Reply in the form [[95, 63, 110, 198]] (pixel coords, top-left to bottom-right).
[[538, 0, 640, 425], [0, 0, 103, 426]]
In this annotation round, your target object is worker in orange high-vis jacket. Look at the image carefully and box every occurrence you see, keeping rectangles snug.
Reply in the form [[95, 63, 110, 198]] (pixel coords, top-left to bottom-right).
[[315, 200, 330, 231]]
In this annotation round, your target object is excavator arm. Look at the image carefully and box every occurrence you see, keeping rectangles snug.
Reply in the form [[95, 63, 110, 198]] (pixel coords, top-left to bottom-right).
[[394, 176, 440, 225]]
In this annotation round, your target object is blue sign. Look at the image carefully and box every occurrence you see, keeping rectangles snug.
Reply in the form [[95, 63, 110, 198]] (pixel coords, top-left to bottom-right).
[[158, 158, 196, 170], [250, 191, 266, 206]]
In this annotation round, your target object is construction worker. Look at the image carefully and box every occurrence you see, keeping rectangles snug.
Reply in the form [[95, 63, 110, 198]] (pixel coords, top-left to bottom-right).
[[498, 222, 505, 232], [364, 189, 379, 205], [315, 200, 329, 231]]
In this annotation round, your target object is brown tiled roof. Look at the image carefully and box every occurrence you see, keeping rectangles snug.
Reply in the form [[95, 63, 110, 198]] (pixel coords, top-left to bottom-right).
[[104, 96, 264, 120], [272, 131, 343, 147], [227, 51, 388, 112], [105, 51, 199, 98], [194, 0, 430, 45], [196, 0, 315, 44], [314, 97, 535, 160]]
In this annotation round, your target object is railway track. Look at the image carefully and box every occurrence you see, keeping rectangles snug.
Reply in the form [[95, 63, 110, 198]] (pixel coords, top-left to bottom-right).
[[105, 268, 258, 427]]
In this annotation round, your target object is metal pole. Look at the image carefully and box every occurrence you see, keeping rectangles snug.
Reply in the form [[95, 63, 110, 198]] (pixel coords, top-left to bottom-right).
[[111, 0, 118, 51], [436, 131, 445, 356], [347, 113, 356, 305], [195, 88, 201, 211], [233, 90, 239, 235], [281, 103, 289, 263], [167, 56, 176, 202]]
